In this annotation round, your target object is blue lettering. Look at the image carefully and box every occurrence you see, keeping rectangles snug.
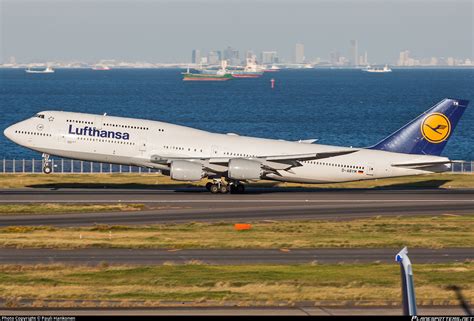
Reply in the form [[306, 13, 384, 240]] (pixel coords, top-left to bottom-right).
[[67, 125, 130, 140]]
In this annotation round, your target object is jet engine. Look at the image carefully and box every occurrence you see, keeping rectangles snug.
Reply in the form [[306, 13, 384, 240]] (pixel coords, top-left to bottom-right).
[[227, 158, 263, 180], [170, 160, 205, 181]]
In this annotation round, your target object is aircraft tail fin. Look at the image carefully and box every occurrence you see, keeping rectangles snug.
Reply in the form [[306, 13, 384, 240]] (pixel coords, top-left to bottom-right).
[[369, 98, 469, 156]]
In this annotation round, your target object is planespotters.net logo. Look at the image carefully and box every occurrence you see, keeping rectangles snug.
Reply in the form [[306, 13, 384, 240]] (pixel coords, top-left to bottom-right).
[[412, 317, 473, 321]]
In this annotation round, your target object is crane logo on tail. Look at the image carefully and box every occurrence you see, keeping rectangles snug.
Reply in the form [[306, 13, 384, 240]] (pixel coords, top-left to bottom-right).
[[421, 113, 451, 143]]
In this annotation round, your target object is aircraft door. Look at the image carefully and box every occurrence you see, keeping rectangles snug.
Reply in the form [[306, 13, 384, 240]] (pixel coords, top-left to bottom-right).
[[366, 164, 375, 176], [139, 139, 147, 152], [94, 115, 105, 129], [211, 145, 219, 157]]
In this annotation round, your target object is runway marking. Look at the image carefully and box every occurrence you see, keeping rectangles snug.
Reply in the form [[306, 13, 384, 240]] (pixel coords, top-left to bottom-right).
[[0, 199, 473, 203]]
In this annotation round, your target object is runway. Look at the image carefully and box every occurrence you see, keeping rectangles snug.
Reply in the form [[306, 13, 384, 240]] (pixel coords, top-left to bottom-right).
[[0, 306, 468, 316], [0, 188, 473, 226], [0, 248, 471, 264]]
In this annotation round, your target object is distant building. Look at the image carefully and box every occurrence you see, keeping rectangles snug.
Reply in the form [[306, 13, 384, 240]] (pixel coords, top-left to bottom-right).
[[207, 51, 220, 65], [224, 46, 240, 65], [330, 51, 340, 65], [261, 51, 279, 64], [359, 51, 368, 66], [397, 50, 410, 66], [338, 56, 349, 65], [350, 40, 358, 66], [246, 50, 258, 63], [295, 43, 305, 64], [192, 49, 201, 64]]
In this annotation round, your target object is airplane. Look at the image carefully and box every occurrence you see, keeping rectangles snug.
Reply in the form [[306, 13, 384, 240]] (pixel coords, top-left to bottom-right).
[[3, 98, 469, 194]]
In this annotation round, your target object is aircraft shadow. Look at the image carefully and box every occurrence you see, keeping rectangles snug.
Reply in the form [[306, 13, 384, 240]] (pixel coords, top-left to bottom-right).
[[26, 179, 452, 194]]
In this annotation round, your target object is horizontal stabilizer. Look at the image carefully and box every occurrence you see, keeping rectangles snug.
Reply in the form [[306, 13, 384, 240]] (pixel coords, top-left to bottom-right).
[[391, 160, 452, 168]]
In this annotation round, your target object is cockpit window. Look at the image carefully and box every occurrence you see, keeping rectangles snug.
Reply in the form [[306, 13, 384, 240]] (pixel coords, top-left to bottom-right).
[[34, 114, 45, 119]]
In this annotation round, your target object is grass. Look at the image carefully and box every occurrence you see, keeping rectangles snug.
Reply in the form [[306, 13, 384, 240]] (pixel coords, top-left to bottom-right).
[[0, 215, 472, 249], [0, 173, 473, 189], [0, 263, 471, 306], [0, 203, 146, 215]]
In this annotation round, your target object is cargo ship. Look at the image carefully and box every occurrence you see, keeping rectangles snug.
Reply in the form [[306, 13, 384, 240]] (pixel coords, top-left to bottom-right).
[[230, 58, 264, 78], [182, 66, 233, 81], [182, 72, 234, 81], [231, 71, 263, 78]]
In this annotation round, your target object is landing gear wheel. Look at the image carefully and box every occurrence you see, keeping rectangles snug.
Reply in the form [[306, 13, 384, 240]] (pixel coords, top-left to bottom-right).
[[41, 153, 52, 174], [209, 184, 220, 194], [219, 185, 229, 194], [205, 182, 213, 191]]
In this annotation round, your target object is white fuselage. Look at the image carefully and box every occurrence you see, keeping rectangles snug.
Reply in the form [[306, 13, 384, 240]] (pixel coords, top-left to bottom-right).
[[4, 111, 450, 183]]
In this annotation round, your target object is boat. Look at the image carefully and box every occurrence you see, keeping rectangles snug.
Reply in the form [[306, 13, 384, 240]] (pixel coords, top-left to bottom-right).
[[231, 70, 263, 78], [230, 58, 264, 78], [182, 66, 233, 81], [363, 65, 392, 73], [25, 66, 55, 74], [92, 65, 111, 71], [264, 65, 280, 72], [182, 72, 234, 81]]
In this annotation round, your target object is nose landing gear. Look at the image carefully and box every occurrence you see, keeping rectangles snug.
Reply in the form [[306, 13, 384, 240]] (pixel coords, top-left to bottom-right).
[[42, 153, 52, 174]]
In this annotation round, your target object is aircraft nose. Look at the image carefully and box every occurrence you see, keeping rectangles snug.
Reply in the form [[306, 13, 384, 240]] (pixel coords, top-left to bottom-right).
[[3, 125, 16, 141]]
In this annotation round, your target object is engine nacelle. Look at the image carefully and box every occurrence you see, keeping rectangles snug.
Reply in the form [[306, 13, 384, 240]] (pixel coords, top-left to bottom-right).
[[170, 160, 204, 181], [228, 158, 263, 180]]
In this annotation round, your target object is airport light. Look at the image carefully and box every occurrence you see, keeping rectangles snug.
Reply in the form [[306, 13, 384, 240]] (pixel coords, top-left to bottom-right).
[[395, 247, 417, 316]]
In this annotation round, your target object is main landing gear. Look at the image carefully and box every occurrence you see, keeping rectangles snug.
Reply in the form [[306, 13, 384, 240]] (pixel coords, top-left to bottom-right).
[[205, 179, 245, 194], [42, 153, 52, 174]]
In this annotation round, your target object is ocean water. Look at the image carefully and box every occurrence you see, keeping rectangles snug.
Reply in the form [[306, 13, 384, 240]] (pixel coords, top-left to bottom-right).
[[0, 68, 473, 159]]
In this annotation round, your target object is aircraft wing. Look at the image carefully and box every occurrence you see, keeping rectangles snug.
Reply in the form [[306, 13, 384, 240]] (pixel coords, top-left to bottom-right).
[[150, 149, 358, 173]]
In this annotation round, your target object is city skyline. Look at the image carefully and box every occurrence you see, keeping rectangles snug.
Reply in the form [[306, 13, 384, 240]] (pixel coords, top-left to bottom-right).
[[1, 0, 472, 64], [3, 43, 473, 68], [4, 38, 473, 68]]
